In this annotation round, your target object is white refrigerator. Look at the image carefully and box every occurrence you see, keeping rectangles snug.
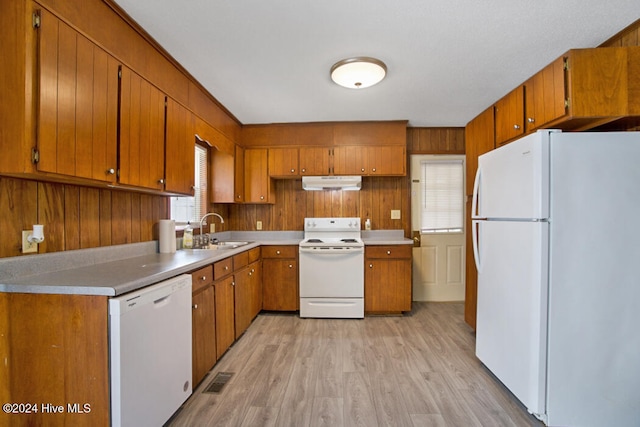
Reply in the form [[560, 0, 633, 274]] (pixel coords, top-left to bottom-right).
[[472, 129, 640, 426]]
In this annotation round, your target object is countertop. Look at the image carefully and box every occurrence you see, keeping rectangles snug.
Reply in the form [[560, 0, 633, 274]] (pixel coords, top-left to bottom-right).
[[0, 230, 412, 297]]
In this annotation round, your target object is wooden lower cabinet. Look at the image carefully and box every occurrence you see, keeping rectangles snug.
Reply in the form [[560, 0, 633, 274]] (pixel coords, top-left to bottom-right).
[[214, 275, 235, 358], [365, 245, 412, 314], [234, 260, 262, 339], [1, 293, 109, 427], [191, 285, 216, 387], [262, 245, 298, 311]]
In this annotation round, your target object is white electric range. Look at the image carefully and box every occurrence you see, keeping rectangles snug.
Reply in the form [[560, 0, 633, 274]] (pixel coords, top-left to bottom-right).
[[299, 217, 364, 318]]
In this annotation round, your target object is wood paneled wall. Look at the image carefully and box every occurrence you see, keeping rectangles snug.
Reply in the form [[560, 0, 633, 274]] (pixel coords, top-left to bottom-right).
[[223, 176, 412, 236], [406, 127, 465, 154], [601, 19, 640, 47], [0, 176, 167, 258]]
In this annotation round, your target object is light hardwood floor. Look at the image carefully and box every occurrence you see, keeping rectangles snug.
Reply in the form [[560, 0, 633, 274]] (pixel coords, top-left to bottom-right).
[[167, 303, 543, 426]]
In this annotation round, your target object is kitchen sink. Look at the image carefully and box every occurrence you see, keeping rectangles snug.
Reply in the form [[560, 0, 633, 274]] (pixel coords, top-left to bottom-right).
[[184, 241, 251, 251]]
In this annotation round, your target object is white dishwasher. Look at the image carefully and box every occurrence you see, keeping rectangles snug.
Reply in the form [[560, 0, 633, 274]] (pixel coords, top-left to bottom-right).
[[109, 274, 192, 427]]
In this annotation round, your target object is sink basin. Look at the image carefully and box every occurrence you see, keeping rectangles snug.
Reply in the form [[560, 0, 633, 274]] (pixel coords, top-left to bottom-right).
[[184, 241, 251, 251]]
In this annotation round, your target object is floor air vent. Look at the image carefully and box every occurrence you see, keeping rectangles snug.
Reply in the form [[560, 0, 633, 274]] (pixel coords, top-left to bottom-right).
[[203, 372, 234, 393]]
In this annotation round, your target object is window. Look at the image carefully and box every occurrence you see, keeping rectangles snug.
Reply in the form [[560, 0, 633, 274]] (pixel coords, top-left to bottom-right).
[[420, 159, 464, 233], [170, 144, 208, 224]]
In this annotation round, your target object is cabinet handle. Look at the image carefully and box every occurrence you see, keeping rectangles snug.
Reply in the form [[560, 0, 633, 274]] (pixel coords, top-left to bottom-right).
[[260, 196, 264, 200], [290, 168, 295, 173], [193, 304, 198, 309], [224, 266, 229, 270], [301, 168, 306, 173], [200, 276, 206, 281], [361, 168, 366, 172], [237, 195, 242, 199], [372, 168, 376, 172], [158, 178, 165, 184], [387, 250, 391, 255], [231, 281, 235, 286], [369, 264, 373, 268], [288, 264, 293, 268], [513, 124, 520, 130], [527, 117, 535, 123], [249, 272, 252, 276], [107, 168, 115, 175], [251, 268, 255, 273], [276, 250, 280, 255]]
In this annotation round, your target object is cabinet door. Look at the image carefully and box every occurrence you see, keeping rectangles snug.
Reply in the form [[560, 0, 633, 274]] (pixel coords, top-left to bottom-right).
[[368, 146, 406, 175], [524, 57, 566, 132], [233, 266, 252, 339], [234, 145, 245, 202], [464, 198, 477, 329], [299, 147, 331, 175], [250, 260, 263, 319], [214, 276, 235, 358], [165, 98, 195, 195], [192, 286, 216, 386], [244, 148, 272, 203], [119, 66, 166, 190], [333, 146, 367, 175], [262, 259, 298, 311], [365, 259, 412, 313], [37, 9, 118, 182], [494, 86, 524, 146], [268, 147, 299, 177], [465, 106, 495, 196]]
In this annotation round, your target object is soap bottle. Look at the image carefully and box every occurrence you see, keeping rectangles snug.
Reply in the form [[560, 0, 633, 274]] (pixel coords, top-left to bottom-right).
[[183, 222, 193, 249], [365, 218, 371, 230]]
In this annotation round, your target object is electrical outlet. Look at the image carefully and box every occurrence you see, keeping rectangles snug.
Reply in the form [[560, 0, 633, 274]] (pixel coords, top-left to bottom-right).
[[391, 209, 401, 219], [256, 221, 263, 230], [22, 230, 38, 254], [210, 223, 215, 233]]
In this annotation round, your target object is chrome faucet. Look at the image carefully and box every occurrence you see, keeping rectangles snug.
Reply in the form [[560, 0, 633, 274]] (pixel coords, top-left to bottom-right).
[[199, 212, 225, 239]]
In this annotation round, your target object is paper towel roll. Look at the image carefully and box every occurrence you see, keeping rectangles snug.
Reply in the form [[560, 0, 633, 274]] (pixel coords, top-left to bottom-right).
[[159, 219, 176, 253]]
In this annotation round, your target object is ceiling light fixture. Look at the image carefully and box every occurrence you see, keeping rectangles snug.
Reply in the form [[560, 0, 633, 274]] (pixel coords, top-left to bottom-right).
[[330, 57, 387, 89]]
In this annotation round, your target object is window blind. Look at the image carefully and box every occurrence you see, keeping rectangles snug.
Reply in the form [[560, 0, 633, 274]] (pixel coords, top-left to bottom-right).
[[420, 160, 463, 233]]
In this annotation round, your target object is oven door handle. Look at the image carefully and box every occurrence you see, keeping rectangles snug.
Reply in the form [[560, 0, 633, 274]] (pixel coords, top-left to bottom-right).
[[299, 247, 364, 255]]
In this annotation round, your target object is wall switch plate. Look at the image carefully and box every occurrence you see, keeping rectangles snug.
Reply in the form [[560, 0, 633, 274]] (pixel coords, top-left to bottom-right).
[[391, 210, 401, 219], [22, 230, 38, 254], [256, 221, 263, 230]]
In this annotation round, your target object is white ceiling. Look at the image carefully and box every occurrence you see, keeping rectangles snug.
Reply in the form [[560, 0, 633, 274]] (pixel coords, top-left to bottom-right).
[[113, 0, 639, 127]]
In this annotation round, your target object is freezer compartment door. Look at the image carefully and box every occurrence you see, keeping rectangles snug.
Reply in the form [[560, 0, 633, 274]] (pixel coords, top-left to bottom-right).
[[475, 130, 553, 220], [475, 220, 548, 417]]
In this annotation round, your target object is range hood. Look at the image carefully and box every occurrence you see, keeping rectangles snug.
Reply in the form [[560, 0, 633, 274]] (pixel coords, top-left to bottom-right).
[[302, 176, 362, 191]]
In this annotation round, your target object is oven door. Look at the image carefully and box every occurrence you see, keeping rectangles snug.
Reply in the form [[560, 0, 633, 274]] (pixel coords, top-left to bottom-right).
[[299, 246, 364, 298]]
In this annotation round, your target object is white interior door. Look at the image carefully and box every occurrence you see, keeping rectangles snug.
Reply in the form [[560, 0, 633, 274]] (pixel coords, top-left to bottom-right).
[[410, 155, 465, 301]]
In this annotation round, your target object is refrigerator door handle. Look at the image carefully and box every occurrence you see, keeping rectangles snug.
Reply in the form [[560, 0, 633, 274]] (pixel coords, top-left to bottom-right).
[[472, 220, 482, 272], [471, 167, 481, 219]]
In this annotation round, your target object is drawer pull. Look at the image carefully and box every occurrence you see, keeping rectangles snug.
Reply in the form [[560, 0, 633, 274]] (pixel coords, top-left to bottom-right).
[[193, 304, 198, 310], [200, 276, 206, 281], [276, 250, 280, 255], [225, 266, 229, 270], [369, 264, 373, 268], [387, 250, 391, 255], [288, 264, 293, 268]]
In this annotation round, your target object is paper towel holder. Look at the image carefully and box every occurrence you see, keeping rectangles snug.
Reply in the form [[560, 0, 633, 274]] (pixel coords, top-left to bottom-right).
[[27, 224, 45, 244]]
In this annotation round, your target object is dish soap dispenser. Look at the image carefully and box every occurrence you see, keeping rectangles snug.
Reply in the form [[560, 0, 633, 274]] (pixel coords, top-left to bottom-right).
[[365, 218, 371, 230], [183, 222, 193, 249]]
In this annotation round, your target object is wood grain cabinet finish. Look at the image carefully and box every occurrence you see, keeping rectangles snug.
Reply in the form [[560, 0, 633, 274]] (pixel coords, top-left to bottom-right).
[[234, 145, 245, 202], [118, 65, 166, 191], [333, 145, 406, 176], [191, 284, 216, 387], [165, 98, 195, 195], [36, 8, 119, 183], [299, 147, 331, 175], [268, 147, 299, 177], [214, 275, 235, 358], [464, 106, 495, 197], [494, 86, 525, 146], [244, 148, 273, 203], [524, 57, 566, 133], [234, 260, 262, 339], [262, 245, 299, 311], [364, 245, 412, 314]]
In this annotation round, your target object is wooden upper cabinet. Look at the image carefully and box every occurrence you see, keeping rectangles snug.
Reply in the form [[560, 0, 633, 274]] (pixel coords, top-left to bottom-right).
[[37, 9, 119, 182], [333, 145, 405, 176], [118, 66, 166, 191], [333, 145, 367, 175], [244, 148, 273, 203], [268, 147, 299, 177], [494, 85, 525, 146], [299, 147, 331, 175], [465, 106, 495, 196], [165, 98, 195, 195], [524, 57, 566, 132], [235, 145, 245, 202]]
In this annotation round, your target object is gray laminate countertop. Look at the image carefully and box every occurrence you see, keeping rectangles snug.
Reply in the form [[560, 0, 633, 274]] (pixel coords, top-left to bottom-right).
[[0, 229, 411, 296]]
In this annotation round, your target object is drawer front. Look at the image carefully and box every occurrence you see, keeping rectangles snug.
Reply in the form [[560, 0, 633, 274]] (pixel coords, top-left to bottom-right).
[[262, 245, 297, 258], [365, 245, 412, 259], [248, 247, 261, 263], [233, 251, 249, 270], [191, 265, 214, 293], [214, 258, 234, 279]]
